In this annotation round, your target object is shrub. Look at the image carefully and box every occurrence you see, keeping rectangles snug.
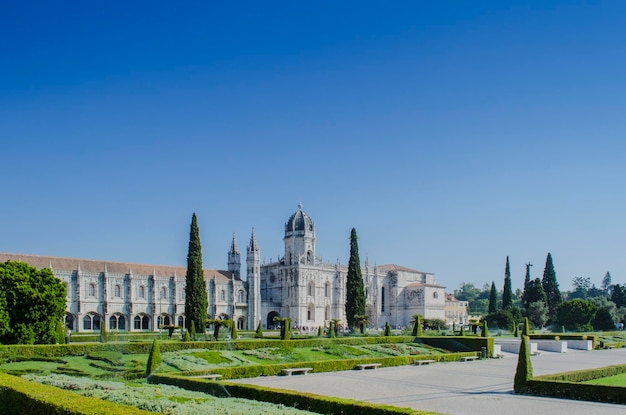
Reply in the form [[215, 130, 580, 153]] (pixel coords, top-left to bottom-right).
[[254, 320, 264, 338], [384, 322, 391, 336], [145, 339, 162, 377], [514, 336, 533, 393]]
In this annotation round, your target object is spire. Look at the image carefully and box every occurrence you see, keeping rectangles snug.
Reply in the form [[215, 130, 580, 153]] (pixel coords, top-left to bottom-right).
[[248, 227, 259, 252], [230, 232, 240, 254]]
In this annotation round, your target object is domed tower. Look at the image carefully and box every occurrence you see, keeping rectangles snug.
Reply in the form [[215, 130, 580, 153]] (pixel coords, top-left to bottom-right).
[[284, 203, 316, 265]]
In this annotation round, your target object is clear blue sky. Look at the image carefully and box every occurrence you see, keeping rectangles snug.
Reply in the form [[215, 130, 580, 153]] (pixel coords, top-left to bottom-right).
[[2, 1, 625, 293]]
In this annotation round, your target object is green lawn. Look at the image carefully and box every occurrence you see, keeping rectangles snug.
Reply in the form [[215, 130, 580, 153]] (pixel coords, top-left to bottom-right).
[[583, 372, 626, 386]]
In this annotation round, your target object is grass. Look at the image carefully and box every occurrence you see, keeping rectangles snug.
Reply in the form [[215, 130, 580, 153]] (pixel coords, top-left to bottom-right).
[[583, 372, 626, 386]]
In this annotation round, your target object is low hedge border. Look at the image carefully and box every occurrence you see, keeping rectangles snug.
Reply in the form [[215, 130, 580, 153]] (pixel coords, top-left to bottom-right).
[[0, 372, 155, 414], [521, 363, 626, 404], [149, 373, 439, 415], [0, 336, 419, 358], [177, 352, 478, 380], [417, 336, 494, 357]]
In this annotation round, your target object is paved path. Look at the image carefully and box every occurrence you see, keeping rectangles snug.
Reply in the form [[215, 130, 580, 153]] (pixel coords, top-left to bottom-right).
[[230, 348, 626, 415]]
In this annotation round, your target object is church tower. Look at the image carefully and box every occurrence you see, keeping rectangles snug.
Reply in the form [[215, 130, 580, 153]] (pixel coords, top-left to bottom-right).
[[284, 203, 316, 265], [227, 233, 241, 279], [246, 228, 261, 330]]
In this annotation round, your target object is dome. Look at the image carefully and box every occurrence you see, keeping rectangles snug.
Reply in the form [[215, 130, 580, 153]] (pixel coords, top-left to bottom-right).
[[285, 203, 314, 232]]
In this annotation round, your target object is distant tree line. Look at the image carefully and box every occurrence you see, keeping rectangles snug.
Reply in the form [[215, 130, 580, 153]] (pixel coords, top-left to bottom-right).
[[454, 253, 626, 332]]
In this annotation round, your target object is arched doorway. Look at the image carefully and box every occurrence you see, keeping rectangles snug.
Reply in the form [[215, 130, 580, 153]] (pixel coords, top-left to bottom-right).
[[267, 311, 280, 329]]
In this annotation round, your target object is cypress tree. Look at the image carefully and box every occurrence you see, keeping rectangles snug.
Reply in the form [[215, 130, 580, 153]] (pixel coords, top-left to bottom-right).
[[412, 315, 423, 337], [522, 263, 532, 309], [345, 228, 366, 331], [502, 256, 513, 309], [481, 320, 489, 337], [513, 335, 533, 393], [230, 320, 238, 340], [384, 321, 392, 336], [541, 253, 562, 321], [184, 213, 208, 335], [99, 321, 107, 343], [190, 320, 196, 341], [488, 282, 498, 313], [522, 317, 531, 337], [145, 339, 162, 377], [56, 320, 66, 344], [329, 321, 336, 338]]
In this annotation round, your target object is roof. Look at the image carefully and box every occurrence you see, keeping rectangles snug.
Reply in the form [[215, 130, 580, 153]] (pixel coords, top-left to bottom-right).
[[285, 203, 314, 233], [376, 264, 431, 274], [0, 253, 238, 282]]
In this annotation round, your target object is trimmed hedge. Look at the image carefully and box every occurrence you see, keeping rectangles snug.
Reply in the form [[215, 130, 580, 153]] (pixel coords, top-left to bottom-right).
[[417, 336, 494, 357], [0, 372, 155, 414], [0, 336, 419, 359], [149, 373, 437, 415], [179, 352, 477, 380], [522, 363, 626, 404]]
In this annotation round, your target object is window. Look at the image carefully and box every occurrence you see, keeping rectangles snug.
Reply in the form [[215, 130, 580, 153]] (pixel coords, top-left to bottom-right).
[[65, 313, 75, 331], [325, 282, 330, 297], [325, 305, 330, 320], [139, 285, 145, 299], [307, 303, 315, 321], [83, 313, 101, 331], [178, 315, 185, 328], [179, 288, 185, 301], [381, 287, 385, 312], [160, 286, 167, 299], [109, 314, 126, 330], [134, 314, 150, 330], [237, 290, 244, 303], [220, 290, 226, 301], [308, 282, 315, 297], [114, 285, 121, 298], [88, 284, 95, 297]]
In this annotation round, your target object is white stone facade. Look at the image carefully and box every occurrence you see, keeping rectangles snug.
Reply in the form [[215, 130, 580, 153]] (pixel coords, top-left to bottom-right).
[[0, 205, 456, 333]]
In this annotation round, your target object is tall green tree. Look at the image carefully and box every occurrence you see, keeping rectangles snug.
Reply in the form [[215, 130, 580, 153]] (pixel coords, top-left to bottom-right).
[[556, 299, 597, 331], [0, 261, 66, 344], [601, 272, 612, 295], [488, 282, 498, 313], [521, 263, 533, 309], [541, 253, 562, 320], [345, 228, 366, 331], [502, 256, 513, 309], [184, 213, 208, 334]]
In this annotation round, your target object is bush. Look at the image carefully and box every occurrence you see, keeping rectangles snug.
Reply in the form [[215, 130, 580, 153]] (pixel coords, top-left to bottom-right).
[[145, 339, 162, 376], [514, 336, 532, 392], [0, 372, 152, 414]]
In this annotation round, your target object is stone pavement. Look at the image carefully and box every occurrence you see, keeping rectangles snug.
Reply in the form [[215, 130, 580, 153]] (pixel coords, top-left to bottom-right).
[[230, 348, 626, 415]]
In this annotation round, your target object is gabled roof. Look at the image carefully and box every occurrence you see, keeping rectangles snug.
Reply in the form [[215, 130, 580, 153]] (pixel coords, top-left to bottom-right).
[[0, 253, 238, 282], [376, 264, 431, 274]]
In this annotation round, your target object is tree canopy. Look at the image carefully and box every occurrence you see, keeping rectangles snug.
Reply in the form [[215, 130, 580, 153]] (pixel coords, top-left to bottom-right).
[[541, 253, 562, 321], [488, 282, 498, 313], [502, 256, 513, 309], [184, 213, 208, 333], [556, 299, 597, 331], [345, 228, 366, 331], [0, 261, 66, 344]]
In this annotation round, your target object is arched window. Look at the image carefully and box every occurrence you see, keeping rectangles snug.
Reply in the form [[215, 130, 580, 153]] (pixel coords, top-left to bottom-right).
[[308, 282, 315, 297], [237, 317, 245, 331], [237, 290, 244, 303], [157, 314, 171, 327], [178, 315, 185, 328], [220, 289, 226, 301], [381, 286, 385, 312], [139, 285, 145, 299], [160, 286, 167, 299], [325, 282, 330, 297], [114, 285, 121, 298], [307, 303, 315, 321], [325, 305, 330, 321], [83, 313, 101, 331], [134, 314, 150, 330], [88, 284, 95, 297], [109, 314, 126, 331]]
